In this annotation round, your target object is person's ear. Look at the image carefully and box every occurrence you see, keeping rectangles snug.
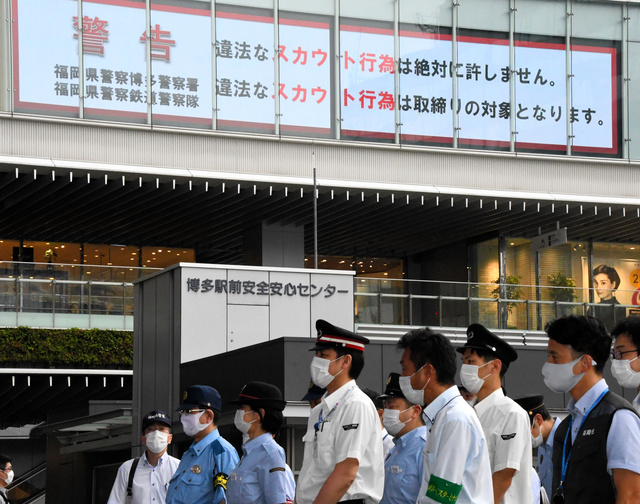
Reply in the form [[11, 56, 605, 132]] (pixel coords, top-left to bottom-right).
[[167, 433, 173, 445]]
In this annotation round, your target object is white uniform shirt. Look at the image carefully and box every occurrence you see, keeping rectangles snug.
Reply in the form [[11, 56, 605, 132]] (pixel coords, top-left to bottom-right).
[[381, 428, 395, 459], [296, 380, 384, 504], [475, 388, 533, 504], [417, 385, 493, 504], [107, 451, 180, 504]]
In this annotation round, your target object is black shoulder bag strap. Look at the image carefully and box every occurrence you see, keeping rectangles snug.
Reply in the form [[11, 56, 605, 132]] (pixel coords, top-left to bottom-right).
[[127, 457, 141, 500]]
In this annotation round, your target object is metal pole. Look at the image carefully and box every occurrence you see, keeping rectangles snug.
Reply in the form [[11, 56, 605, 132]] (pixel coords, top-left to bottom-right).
[[313, 163, 318, 269]]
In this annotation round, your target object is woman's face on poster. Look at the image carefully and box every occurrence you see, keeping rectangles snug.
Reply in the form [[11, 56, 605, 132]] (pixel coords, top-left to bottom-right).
[[594, 273, 617, 300]]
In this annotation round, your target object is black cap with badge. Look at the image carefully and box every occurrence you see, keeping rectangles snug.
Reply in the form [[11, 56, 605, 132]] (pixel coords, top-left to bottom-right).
[[377, 372, 405, 400], [514, 394, 545, 422], [177, 385, 222, 412], [310, 319, 370, 352], [301, 380, 326, 401], [456, 323, 518, 365]]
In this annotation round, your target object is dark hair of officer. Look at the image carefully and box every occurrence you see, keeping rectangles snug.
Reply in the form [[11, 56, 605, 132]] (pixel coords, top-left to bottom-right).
[[611, 317, 640, 351], [0, 455, 10, 469], [336, 347, 364, 379], [397, 327, 456, 386], [545, 315, 611, 373]]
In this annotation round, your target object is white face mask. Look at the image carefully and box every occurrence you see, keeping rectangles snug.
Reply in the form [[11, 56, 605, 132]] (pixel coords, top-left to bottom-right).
[[542, 356, 590, 394], [399, 365, 429, 405], [144, 430, 170, 454], [382, 408, 411, 436], [611, 357, 640, 389], [1, 470, 13, 485], [310, 355, 344, 388], [180, 410, 211, 437], [459, 361, 494, 394], [234, 409, 257, 434]]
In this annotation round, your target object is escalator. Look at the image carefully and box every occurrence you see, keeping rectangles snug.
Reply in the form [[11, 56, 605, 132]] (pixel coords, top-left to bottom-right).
[[6, 462, 45, 504]]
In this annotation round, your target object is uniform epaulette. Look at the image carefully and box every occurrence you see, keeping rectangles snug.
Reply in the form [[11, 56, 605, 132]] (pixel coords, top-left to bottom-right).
[[262, 439, 278, 455], [211, 437, 224, 456]]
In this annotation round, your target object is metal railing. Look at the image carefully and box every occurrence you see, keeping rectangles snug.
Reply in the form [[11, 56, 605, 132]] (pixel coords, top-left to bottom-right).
[[354, 277, 639, 331], [0, 262, 161, 329], [6, 461, 46, 504]]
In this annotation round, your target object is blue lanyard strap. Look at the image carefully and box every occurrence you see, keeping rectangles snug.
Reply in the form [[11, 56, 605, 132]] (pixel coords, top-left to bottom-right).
[[559, 388, 609, 489]]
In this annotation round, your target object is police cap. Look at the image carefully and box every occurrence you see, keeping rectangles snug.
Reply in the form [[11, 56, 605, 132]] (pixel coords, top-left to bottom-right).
[[377, 372, 405, 400], [514, 394, 545, 421], [141, 410, 172, 432], [177, 385, 222, 412], [456, 323, 518, 364], [229, 381, 286, 411], [301, 380, 325, 402]]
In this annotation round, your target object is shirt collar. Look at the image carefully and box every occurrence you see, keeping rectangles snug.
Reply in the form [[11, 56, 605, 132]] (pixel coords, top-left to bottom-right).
[[567, 378, 607, 417], [474, 387, 504, 417], [242, 432, 271, 456], [397, 425, 426, 447], [545, 417, 560, 447], [142, 450, 167, 466], [423, 385, 460, 426], [321, 380, 356, 411], [191, 427, 220, 454]]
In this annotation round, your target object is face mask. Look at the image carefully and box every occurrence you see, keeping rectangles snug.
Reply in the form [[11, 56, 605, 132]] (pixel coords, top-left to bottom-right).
[[531, 429, 544, 448], [1, 471, 13, 485], [310, 356, 344, 388], [399, 365, 429, 405], [611, 357, 640, 389], [382, 408, 411, 436], [180, 410, 211, 437], [542, 356, 590, 394], [234, 409, 257, 434], [459, 361, 494, 394], [144, 430, 169, 454]]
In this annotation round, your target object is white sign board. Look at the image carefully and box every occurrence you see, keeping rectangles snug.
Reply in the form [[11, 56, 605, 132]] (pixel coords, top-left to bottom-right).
[[180, 265, 354, 363], [531, 227, 568, 251]]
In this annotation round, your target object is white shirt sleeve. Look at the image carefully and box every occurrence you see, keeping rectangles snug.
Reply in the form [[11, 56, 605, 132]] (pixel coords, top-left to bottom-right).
[[492, 408, 529, 473], [106, 460, 132, 504], [334, 399, 379, 463]]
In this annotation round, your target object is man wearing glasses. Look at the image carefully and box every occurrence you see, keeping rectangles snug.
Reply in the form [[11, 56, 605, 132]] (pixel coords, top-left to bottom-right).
[[0, 455, 13, 504], [610, 317, 640, 415], [166, 385, 239, 504], [542, 315, 640, 504], [107, 410, 180, 504]]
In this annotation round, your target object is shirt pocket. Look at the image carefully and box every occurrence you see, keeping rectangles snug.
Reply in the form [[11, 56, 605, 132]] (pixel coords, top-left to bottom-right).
[[234, 469, 261, 501], [312, 421, 337, 467], [178, 469, 207, 488]]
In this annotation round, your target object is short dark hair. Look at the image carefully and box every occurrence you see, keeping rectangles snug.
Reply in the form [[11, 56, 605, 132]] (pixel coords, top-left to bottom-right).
[[397, 328, 456, 386], [258, 408, 283, 436], [0, 455, 11, 470], [611, 317, 640, 350], [593, 264, 621, 290], [212, 409, 221, 426], [464, 348, 509, 378], [545, 315, 611, 373], [336, 347, 365, 380]]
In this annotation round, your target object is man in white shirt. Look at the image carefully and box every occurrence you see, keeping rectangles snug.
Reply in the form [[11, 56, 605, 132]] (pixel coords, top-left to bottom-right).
[[458, 324, 533, 504], [398, 327, 493, 504], [610, 317, 640, 414], [107, 410, 180, 504], [296, 319, 384, 504]]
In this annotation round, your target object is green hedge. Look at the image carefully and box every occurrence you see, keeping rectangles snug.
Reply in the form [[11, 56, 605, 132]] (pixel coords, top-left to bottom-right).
[[0, 327, 133, 367]]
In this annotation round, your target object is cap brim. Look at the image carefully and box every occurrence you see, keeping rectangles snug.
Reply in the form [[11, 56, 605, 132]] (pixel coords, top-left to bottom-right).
[[176, 402, 207, 412], [302, 391, 324, 401]]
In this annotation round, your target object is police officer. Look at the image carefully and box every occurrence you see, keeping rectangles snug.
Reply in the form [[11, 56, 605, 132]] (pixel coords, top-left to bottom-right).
[[166, 385, 239, 504], [226, 381, 295, 504], [378, 372, 426, 504], [107, 410, 180, 504], [543, 316, 640, 504], [513, 395, 558, 500], [458, 323, 532, 504], [296, 319, 384, 504]]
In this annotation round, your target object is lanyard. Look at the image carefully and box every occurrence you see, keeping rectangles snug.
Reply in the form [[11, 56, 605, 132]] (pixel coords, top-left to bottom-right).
[[315, 385, 355, 432], [558, 388, 609, 490]]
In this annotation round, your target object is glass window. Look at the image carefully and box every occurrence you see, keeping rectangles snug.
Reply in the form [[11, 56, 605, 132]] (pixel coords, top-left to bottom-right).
[[142, 245, 194, 269], [339, 0, 395, 143]]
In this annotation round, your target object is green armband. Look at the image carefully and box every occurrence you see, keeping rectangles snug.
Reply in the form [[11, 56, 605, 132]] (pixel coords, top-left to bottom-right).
[[425, 475, 462, 504]]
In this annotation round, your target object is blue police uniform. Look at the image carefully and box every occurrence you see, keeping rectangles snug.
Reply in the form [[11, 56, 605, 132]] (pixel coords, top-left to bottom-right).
[[166, 428, 239, 504], [380, 425, 427, 504], [227, 433, 295, 504], [537, 417, 558, 499]]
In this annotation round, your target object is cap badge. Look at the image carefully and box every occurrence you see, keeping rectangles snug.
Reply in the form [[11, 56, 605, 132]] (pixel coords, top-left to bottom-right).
[[386, 375, 391, 385], [317, 329, 323, 337], [183, 391, 188, 400], [191, 465, 202, 474], [467, 331, 473, 340]]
